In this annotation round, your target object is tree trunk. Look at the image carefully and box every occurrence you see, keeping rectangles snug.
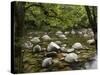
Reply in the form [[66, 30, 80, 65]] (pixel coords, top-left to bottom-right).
[[84, 6, 97, 50], [14, 2, 25, 73]]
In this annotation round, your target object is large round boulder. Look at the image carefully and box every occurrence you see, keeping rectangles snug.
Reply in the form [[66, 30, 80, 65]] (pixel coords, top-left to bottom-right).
[[47, 42, 60, 52], [64, 53, 78, 62], [72, 42, 83, 49], [42, 34, 51, 41]]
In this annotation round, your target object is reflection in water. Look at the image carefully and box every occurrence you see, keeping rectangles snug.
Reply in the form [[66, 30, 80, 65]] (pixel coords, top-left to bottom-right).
[[85, 55, 97, 69]]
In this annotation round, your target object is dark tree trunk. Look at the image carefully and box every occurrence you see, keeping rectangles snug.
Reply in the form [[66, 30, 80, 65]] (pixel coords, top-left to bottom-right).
[[14, 2, 25, 73], [84, 6, 97, 50]]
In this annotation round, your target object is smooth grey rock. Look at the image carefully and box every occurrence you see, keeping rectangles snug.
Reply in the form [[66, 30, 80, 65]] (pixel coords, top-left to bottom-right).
[[67, 48, 75, 52], [64, 53, 78, 62], [83, 33, 89, 38], [42, 34, 51, 41], [56, 31, 63, 35], [55, 41, 62, 45], [87, 39, 95, 45], [47, 42, 60, 52], [31, 37, 40, 43], [33, 45, 41, 52], [60, 47, 67, 52], [72, 42, 83, 49], [42, 58, 53, 67], [58, 34, 67, 40], [23, 41, 33, 49]]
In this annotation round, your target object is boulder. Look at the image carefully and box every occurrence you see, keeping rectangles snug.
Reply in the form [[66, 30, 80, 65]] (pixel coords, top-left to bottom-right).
[[47, 42, 60, 52], [83, 33, 89, 38], [67, 48, 75, 52], [56, 31, 63, 35], [42, 34, 51, 41], [31, 37, 40, 43], [33, 45, 41, 52], [23, 41, 33, 49], [72, 42, 83, 49], [87, 39, 95, 45], [64, 53, 78, 62], [58, 34, 67, 40], [42, 58, 53, 67]]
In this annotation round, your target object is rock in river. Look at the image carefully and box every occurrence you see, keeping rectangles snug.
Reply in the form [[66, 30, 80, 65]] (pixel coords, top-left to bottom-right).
[[31, 37, 40, 43], [42, 34, 51, 41], [64, 53, 78, 62], [42, 58, 53, 68], [47, 42, 60, 52], [33, 45, 41, 52], [87, 39, 95, 45], [72, 42, 83, 49], [67, 48, 75, 52], [58, 34, 67, 40], [23, 41, 33, 49], [56, 31, 63, 35]]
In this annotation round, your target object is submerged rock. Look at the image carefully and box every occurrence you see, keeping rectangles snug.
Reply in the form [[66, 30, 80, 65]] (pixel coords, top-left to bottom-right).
[[84, 56, 97, 69], [33, 45, 41, 52], [31, 37, 40, 43], [47, 42, 60, 52], [42, 34, 51, 41], [72, 42, 83, 49], [64, 53, 78, 62], [42, 58, 53, 68]]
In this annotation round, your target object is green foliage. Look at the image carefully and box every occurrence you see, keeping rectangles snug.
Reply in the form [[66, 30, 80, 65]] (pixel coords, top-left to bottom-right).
[[24, 3, 91, 31]]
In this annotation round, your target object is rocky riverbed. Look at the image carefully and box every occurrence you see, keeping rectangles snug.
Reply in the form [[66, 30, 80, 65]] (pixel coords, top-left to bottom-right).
[[18, 29, 97, 73]]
